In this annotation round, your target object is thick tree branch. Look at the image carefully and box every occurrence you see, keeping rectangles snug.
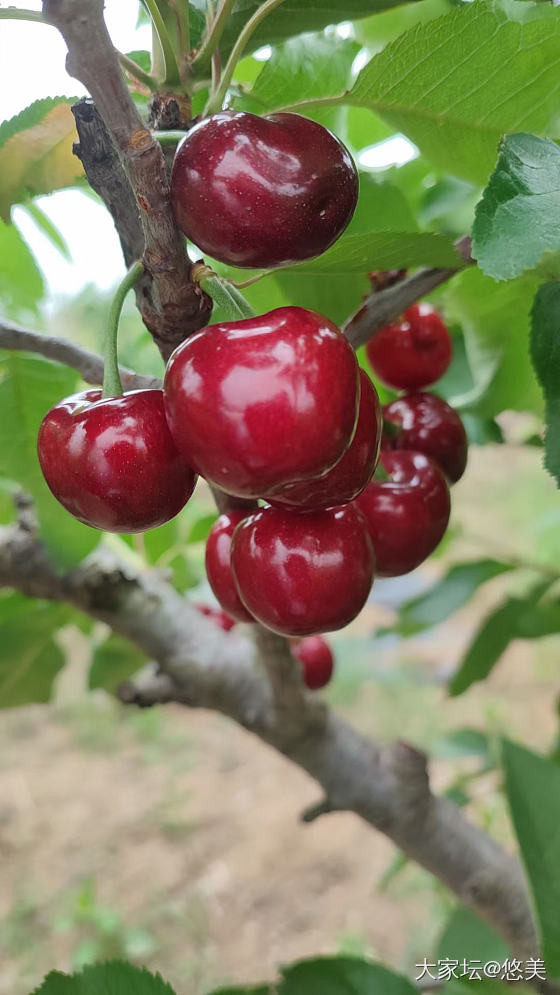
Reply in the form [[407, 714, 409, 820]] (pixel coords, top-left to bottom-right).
[[343, 236, 473, 349], [43, 0, 211, 360], [0, 514, 546, 975], [0, 319, 160, 391]]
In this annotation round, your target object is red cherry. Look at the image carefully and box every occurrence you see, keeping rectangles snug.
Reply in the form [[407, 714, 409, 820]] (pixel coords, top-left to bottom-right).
[[292, 636, 334, 690], [171, 110, 358, 269], [231, 504, 375, 636], [37, 389, 196, 533], [205, 511, 255, 623], [164, 306, 360, 499], [366, 304, 452, 390], [354, 451, 450, 577], [267, 368, 382, 511], [194, 602, 236, 632], [383, 392, 468, 483]]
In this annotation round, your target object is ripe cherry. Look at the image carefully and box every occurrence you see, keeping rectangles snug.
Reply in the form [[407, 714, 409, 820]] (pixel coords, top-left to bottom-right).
[[171, 110, 358, 269], [205, 511, 255, 623], [354, 451, 450, 577], [37, 389, 196, 533], [164, 306, 360, 499], [194, 602, 236, 632], [292, 636, 334, 690], [267, 368, 382, 511], [231, 504, 375, 636], [366, 304, 452, 391], [383, 392, 468, 483]]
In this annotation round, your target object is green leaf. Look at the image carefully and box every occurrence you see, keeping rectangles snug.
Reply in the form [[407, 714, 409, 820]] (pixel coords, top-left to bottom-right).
[[0, 353, 100, 567], [25, 200, 71, 260], [449, 598, 521, 697], [503, 740, 560, 979], [348, 2, 560, 185], [444, 268, 543, 418], [437, 905, 510, 964], [89, 634, 145, 694], [248, 34, 359, 112], [0, 97, 84, 220], [188, 512, 218, 544], [284, 230, 462, 276], [278, 957, 418, 995], [530, 282, 560, 486], [393, 560, 513, 636], [0, 594, 68, 708], [0, 217, 44, 314], [473, 134, 560, 282], [433, 728, 491, 761], [31, 961, 177, 995], [347, 174, 418, 236], [208, 988, 271, 995]]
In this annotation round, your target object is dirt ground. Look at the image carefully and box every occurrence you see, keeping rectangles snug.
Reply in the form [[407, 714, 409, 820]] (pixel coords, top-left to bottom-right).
[[0, 444, 558, 994]]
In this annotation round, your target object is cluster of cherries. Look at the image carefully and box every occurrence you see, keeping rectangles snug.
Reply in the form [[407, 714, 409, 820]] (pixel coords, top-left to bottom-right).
[[37, 109, 467, 691]]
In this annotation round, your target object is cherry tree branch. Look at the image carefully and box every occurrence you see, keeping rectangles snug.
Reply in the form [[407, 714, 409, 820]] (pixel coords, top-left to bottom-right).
[[0, 319, 160, 391], [0, 509, 546, 977], [42, 0, 211, 361]]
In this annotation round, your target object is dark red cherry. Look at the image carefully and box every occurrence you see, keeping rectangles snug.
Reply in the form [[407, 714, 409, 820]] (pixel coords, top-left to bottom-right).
[[194, 602, 236, 632], [164, 306, 360, 499], [354, 451, 450, 577], [383, 392, 468, 483], [292, 636, 334, 690], [366, 304, 452, 390], [37, 389, 196, 533], [170, 110, 358, 269], [267, 368, 382, 511], [205, 511, 255, 623], [230, 504, 375, 636]]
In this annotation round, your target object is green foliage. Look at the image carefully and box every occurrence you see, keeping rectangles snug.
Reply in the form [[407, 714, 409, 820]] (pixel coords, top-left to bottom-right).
[[348, 2, 560, 185], [32, 961, 175, 995], [473, 134, 560, 282], [89, 634, 145, 694], [504, 741, 560, 980], [0, 593, 68, 708], [388, 560, 513, 636], [0, 352, 100, 567], [530, 282, 560, 486], [437, 905, 509, 964], [277, 957, 417, 994], [0, 217, 44, 315]]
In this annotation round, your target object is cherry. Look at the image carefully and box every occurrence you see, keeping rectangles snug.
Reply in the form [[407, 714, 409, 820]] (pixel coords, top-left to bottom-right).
[[231, 504, 374, 636], [354, 451, 450, 577], [205, 511, 255, 623], [37, 389, 196, 533], [194, 602, 236, 632], [366, 303, 452, 390], [171, 110, 358, 269], [383, 392, 467, 483], [292, 636, 334, 690], [267, 368, 382, 511], [164, 306, 360, 499]]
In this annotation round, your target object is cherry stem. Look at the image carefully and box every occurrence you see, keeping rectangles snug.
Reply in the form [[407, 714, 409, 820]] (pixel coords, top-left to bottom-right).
[[103, 261, 144, 399], [193, 0, 235, 69], [0, 7, 49, 23], [204, 0, 287, 116], [118, 52, 157, 91], [194, 270, 256, 321], [143, 0, 181, 87], [153, 129, 188, 145]]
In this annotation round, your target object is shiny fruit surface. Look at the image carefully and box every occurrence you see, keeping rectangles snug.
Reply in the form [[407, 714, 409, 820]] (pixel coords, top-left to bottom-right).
[[37, 389, 196, 533], [164, 306, 360, 499], [293, 636, 334, 690], [171, 110, 358, 269], [205, 511, 255, 623], [366, 304, 452, 390], [383, 392, 467, 483]]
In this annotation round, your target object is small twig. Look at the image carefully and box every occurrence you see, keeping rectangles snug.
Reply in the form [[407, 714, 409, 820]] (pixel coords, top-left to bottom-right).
[[0, 319, 161, 391]]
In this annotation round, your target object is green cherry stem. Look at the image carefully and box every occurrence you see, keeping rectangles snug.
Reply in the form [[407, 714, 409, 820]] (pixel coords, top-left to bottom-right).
[[192, 263, 256, 321], [143, 0, 181, 87], [103, 260, 144, 399], [118, 52, 157, 90], [0, 7, 48, 22], [204, 0, 287, 115], [192, 0, 235, 69], [153, 129, 188, 145]]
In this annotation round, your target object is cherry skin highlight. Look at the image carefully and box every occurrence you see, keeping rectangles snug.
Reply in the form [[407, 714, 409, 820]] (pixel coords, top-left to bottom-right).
[[292, 636, 334, 690], [194, 602, 237, 632], [170, 110, 358, 269], [205, 511, 255, 623], [354, 451, 450, 577], [366, 304, 452, 391], [267, 368, 382, 511], [383, 392, 468, 483], [164, 306, 360, 499], [231, 504, 375, 637], [37, 389, 196, 533]]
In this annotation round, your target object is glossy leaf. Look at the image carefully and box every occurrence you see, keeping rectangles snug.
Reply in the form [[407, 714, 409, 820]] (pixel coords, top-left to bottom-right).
[[0, 98, 84, 220], [247, 34, 359, 111], [349, 2, 560, 184], [530, 282, 560, 486], [503, 740, 560, 979], [284, 230, 462, 276]]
